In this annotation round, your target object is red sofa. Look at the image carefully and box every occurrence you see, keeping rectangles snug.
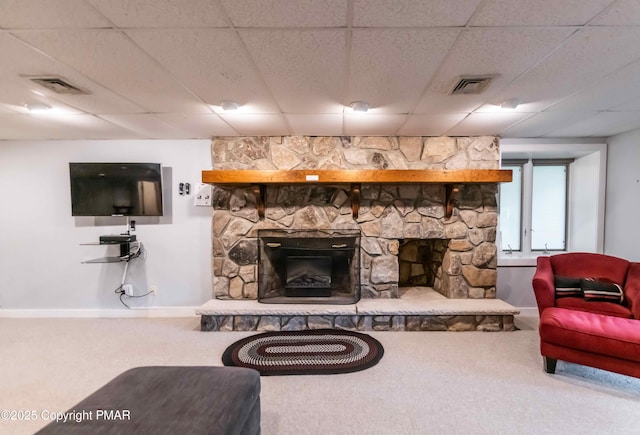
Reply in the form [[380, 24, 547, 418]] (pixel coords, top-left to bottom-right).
[[532, 252, 640, 378]]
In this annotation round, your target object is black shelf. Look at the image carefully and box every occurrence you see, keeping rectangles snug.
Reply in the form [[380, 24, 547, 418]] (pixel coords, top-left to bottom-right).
[[81, 237, 140, 264]]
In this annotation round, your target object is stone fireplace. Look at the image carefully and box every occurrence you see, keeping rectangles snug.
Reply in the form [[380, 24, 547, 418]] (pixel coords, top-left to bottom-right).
[[211, 136, 499, 300], [199, 136, 518, 332]]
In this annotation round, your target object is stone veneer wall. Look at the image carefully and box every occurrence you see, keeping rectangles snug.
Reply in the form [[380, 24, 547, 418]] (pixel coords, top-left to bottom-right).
[[211, 136, 500, 301]]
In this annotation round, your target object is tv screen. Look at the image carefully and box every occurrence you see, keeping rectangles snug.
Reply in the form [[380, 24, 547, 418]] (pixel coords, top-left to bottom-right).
[[70, 163, 163, 216]]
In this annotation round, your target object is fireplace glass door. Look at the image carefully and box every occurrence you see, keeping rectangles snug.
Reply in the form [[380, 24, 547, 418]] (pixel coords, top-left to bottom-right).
[[258, 229, 360, 304]]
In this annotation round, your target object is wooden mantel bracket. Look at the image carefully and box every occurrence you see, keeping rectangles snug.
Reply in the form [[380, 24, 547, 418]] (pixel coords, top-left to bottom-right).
[[350, 183, 361, 219], [445, 184, 460, 219], [251, 184, 266, 219]]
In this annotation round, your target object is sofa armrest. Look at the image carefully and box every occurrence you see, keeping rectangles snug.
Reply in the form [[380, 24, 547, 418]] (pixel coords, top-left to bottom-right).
[[533, 256, 556, 316], [625, 262, 640, 319]]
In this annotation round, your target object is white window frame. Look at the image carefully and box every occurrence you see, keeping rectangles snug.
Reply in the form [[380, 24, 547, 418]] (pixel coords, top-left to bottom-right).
[[501, 159, 572, 255], [498, 139, 607, 266]]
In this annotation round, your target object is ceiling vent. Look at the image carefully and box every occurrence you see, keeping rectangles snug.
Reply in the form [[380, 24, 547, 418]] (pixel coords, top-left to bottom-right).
[[449, 75, 499, 95], [29, 77, 89, 95]]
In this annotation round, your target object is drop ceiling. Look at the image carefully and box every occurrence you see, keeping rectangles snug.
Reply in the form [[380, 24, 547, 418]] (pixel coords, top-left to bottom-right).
[[1, 0, 640, 140]]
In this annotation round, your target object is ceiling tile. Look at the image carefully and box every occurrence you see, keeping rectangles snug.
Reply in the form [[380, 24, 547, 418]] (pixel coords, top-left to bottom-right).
[[353, 0, 482, 27], [218, 113, 290, 135], [343, 114, 406, 136], [14, 30, 211, 114], [589, 0, 640, 25], [611, 98, 640, 111], [221, 0, 347, 27], [545, 59, 640, 112], [155, 113, 238, 137], [500, 111, 597, 138], [126, 29, 280, 113], [286, 114, 343, 136], [0, 33, 146, 114], [0, 113, 142, 140], [397, 114, 468, 136], [445, 112, 530, 136], [545, 112, 640, 137], [98, 114, 196, 138], [490, 27, 640, 112], [0, 104, 16, 114], [415, 27, 575, 113], [240, 30, 346, 113], [88, 0, 228, 28], [470, 0, 613, 26], [0, 0, 112, 29], [349, 29, 460, 114], [415, 94, 495, 116]]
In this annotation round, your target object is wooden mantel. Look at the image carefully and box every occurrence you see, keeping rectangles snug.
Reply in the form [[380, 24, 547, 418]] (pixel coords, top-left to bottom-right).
[[202, 169, 512, 219], [202, 169, 511, 185]]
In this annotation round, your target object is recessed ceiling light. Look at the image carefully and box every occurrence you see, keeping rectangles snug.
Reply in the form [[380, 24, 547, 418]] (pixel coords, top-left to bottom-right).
[[350, 101, 369, 113], [499, 98, 520, 109], [221, 100, 239, 112], [24, 102, 52, 113]]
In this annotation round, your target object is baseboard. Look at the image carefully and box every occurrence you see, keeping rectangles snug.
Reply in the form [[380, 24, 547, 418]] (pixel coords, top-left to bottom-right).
[[0, 306, 198, 318], [515, 307, 539, 317]]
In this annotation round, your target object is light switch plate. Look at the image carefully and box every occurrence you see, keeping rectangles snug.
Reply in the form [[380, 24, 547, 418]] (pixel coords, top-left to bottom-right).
[[194, 183, 212, 206]]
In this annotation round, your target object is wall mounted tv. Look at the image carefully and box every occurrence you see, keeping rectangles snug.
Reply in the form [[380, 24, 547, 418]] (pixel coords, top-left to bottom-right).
[[70, 163, 164, 217]]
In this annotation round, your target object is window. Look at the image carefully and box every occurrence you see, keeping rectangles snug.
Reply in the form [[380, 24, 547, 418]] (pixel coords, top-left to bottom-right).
[[500, 159, 571, 254], [499, 163, 523, 251]]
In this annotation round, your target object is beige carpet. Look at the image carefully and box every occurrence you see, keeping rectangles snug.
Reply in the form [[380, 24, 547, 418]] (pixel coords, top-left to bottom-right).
[[1, 315, 638, 435]]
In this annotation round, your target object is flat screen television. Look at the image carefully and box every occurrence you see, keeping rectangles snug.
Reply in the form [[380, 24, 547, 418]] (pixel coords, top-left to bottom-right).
[[70, 163, 164, 216]]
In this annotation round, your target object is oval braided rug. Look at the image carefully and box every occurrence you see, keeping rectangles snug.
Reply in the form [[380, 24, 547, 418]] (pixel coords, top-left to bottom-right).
[[221, 329, 384, 376]]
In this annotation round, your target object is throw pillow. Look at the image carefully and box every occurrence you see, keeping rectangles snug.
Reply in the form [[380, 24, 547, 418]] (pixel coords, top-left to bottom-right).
[[581, 278, 625, 304], [554, 276, 582, 298]]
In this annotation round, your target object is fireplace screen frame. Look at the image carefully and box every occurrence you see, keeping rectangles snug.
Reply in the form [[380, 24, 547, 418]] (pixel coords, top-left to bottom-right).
[[257, 229, 361, 304]]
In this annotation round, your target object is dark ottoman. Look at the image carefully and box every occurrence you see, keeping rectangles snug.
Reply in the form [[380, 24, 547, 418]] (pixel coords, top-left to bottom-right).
[[37, 366, 261, 435]]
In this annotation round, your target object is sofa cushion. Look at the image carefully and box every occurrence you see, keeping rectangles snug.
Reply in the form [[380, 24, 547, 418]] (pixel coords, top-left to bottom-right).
[[550, 253, 629, 287], [554, 276, 582, 298], [555, 297, 632, 318], [540, 307, 640, 363], [581, 278, 625, 304], [624, 263, 640, 319]]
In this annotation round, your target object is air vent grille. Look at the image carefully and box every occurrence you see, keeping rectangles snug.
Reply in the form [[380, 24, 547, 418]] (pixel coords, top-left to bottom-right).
[[449, 75, 498, 95], [30, 77, 89, 95]]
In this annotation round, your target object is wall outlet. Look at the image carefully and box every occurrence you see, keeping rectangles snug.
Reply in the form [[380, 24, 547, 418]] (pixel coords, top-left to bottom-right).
[[150, 285, 158, 295], [122, 284, 134, 296], [194, 183, 212, 206]]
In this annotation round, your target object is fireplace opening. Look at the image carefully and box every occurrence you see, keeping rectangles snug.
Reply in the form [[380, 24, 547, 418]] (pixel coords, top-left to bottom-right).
[[258, 229, 361, 304], [398, 239, 448, 287], [286, 256, 332, 295]]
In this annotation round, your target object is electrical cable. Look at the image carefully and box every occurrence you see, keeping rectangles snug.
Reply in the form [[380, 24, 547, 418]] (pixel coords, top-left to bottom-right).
[[124, 290, 154, 298], [114, 241, 149, 308], [119, 292, 130, 308]]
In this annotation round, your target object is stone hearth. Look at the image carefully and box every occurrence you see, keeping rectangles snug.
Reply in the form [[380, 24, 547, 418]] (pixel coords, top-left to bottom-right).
[[197, 288, 518, 331], [200, 135, 518, 331]]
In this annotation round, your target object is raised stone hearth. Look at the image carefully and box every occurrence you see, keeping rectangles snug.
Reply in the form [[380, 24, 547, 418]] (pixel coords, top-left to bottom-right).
[[201, 135, 518, 331], [197, 288, 517, 331]]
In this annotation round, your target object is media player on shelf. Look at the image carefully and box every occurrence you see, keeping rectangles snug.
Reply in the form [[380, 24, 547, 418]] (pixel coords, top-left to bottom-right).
[[99, 235, 137, 244]]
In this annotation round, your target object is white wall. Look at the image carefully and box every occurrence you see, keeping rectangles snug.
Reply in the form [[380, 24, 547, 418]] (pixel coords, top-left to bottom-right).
[[496, 266, 537, 309], [605, 129, 640, 261], [568, 151, 606, 252], [0, 140, 212, 311]]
